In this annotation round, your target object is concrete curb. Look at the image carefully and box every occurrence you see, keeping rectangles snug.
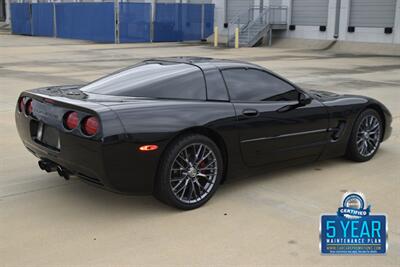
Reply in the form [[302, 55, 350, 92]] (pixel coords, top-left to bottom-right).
[[271, 38, 400, 56]]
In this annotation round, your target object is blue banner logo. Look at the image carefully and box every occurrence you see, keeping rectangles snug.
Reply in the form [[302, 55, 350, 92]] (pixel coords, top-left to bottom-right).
[[320, 192, 387, 255]]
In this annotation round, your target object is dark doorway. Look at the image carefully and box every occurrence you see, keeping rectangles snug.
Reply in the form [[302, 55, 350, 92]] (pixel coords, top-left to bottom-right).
[[0, 0, 6, 22]]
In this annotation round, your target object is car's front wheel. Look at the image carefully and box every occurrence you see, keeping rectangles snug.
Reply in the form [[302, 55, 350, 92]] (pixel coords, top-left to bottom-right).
[[347, 109, 383, 162], [154, 134, 223, 210]]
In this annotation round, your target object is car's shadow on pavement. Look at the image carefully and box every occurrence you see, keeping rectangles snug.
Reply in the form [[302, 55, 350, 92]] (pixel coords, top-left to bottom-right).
[[50, 146, 390, 215], [222, 157, 351, 186], [55, 155, 363, 213]]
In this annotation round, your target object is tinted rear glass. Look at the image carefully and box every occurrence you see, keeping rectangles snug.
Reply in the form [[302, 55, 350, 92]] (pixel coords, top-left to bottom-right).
[[80, 62, 206, 100]]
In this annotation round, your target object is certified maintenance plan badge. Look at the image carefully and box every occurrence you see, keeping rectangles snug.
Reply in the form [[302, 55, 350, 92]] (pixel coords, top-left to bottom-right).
[[320, 192, 387, 254]]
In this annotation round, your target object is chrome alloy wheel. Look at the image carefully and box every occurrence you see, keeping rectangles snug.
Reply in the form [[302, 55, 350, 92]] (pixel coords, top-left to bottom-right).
[[356, 115, 381, 157], [169, 143, 218, 204]]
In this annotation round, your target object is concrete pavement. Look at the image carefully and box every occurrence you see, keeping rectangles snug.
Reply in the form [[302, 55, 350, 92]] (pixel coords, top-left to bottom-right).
[[0, 34, 399, 266]]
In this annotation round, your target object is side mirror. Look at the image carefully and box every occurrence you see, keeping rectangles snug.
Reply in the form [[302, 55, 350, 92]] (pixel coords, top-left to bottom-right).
[[276, 92, 312, 113], [298, 93, 312, 106]]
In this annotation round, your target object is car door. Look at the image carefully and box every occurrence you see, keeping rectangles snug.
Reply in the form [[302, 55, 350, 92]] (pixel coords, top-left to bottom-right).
[[221, 68, 330, 167]]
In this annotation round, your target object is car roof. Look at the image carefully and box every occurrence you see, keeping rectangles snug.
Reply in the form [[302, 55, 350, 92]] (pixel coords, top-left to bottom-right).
[[144, 57, 261, 70]]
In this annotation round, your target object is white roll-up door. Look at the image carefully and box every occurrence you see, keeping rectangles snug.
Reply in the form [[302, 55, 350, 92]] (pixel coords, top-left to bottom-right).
[[349, 0, 396, 28], [187, 0, 212, 3], [291, 0, 329, 26], [156, 0, 178, 3], [226, 0, 254, 22]]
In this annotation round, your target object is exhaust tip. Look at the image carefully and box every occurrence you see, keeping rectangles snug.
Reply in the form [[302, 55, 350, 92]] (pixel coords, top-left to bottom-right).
[[38, 161, 46, 170], [38, 160, 57, 173], [57, 166, 70, 180], [39, 160, 70, 179]]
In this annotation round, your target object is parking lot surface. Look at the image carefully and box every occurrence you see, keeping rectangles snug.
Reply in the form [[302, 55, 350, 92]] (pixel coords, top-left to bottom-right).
[[0, 34, 399, 266]]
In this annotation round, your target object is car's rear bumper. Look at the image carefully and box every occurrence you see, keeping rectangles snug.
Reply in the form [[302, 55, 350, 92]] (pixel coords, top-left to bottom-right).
[[16, 111, 161, 195]]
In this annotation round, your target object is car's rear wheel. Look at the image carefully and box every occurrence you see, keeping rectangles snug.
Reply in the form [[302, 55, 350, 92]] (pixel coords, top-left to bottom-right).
[[154, 134, 223, 210], [347, 109, 383, 162]]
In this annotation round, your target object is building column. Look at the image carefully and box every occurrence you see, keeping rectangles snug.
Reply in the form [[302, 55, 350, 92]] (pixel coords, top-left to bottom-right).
[[285, 0, 292, 26], [337, 0, 350, 41], [326, 0, 337, 40], [394, 0, 400, 43], [5, 0, 10, 24]]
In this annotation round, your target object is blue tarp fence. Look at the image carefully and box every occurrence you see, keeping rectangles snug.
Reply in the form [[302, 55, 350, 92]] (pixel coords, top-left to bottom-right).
[[10, 2, 214, 43], [154, 3, 214, 42], [32, 3, 54, 37], [204, 4, 215, 38], [119, 3, 151, 43], [56, 3, 115, 42], [10, 3, 31, 35], [154, 3, 182, 42]]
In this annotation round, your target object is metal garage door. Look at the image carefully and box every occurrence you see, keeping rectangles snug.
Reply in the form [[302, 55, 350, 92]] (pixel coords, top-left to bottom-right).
[[349, 0, 396, 27], [156, 0, 177, 3], [291, 0, 329, 26], [226, 0, 254, 22], [187, 0, 212, 3]]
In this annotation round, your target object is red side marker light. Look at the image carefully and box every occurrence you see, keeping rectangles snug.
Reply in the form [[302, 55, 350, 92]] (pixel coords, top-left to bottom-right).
[[139, 145, 158, 152], [18, 97, 24, 112], [26, 99, 33, 115]]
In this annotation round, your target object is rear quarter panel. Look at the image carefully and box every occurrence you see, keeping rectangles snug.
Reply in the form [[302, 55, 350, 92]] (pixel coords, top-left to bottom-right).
[[105, 100, 240, 192]]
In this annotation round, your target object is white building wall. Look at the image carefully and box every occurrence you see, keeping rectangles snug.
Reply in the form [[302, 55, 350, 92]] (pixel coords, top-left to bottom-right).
[[212, 0, 400, 45], [213, 0, 225, 37], [279, 0, 400, 44], [211, 0, 262, 41]]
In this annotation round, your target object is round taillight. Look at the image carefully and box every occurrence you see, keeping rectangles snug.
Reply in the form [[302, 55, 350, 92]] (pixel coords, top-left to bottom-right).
[[25, 99, 33, 115], [64, 111, 79, 130], [82, 116, 99, 136], [18, 97, 24, 112]]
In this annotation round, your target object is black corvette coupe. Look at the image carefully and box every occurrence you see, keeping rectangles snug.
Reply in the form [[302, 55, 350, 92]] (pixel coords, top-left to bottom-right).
[[15, 57, 392, 209]]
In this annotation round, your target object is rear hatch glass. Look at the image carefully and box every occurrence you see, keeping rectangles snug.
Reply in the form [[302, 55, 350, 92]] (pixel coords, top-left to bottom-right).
[[80, 62, 206, 100]]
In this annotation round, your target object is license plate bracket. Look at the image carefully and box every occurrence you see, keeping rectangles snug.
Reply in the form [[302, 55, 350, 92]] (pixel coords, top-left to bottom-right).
[[37, 123, 60, 150]]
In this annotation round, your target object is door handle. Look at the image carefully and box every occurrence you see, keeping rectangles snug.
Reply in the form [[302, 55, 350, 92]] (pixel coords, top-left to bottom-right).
[[242, 109, 259, 117]]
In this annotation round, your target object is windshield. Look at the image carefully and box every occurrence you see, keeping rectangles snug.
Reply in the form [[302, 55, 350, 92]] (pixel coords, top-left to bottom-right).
[[80, 62, 206, 100]]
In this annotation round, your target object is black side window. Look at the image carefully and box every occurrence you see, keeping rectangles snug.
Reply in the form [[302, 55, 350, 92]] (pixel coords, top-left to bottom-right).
[[221, 68, 299, 102], [80, 63, 206, 100]]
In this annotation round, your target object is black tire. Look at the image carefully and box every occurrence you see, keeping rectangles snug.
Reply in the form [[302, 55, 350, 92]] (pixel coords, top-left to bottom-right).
[[154, 134, 223, 210], [346, 109, 383, 162]]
